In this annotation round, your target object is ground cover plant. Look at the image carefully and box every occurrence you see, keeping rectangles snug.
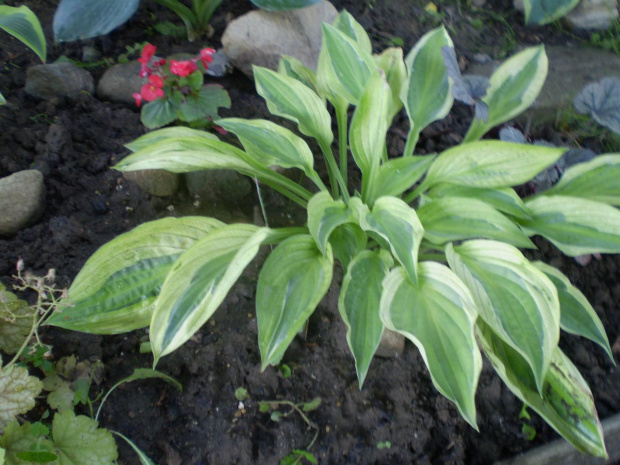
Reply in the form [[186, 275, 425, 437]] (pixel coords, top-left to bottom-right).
[[41, 9, 620, 459]]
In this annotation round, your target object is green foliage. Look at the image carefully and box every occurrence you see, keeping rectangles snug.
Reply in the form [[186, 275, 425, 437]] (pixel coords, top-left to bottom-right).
[[522, 0, 580, 26], [49, 10, 619, 458]]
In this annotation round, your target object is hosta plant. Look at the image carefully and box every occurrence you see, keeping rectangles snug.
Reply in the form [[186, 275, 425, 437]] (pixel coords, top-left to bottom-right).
[[46, 11, 619, 457]]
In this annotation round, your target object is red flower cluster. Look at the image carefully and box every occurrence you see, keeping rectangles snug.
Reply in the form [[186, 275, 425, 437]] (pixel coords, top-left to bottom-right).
[[133, 44, 217, 108]]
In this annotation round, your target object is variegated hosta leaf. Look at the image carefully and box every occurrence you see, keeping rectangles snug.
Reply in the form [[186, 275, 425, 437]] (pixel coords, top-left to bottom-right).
[[523, 0, 580, 26], [254, 66, 333, 149], [401, 27, 453, 148], [257, 235, 333, 369], [125, 127, 218, 152], [0, 5, 46, 62], [329, 223, 367, 270], [478, 320, 607, 457], [307, 191, 353, 255], [446, 240, 560, 393], [541, 154, 620, 206], [0, 364, 43, 429], [374, 47, 407, 121], [533, 261, 614, 361], [417, 197, 534, 248], [277, 56, 321, 96], [351, 197, 424, 284], [339, 250, 393, 387], [521, 195, 620, 256], [369, 155, 435, 202], [423, 140, 565, 191], [332, 10, 372, 54], [151, 225, 273, 363], [0, 283, 33, 354], [380, 263, 481, 429], [218, 118, 315, 175], [46, 217, 223, 334], [464, 46, 548, 142]]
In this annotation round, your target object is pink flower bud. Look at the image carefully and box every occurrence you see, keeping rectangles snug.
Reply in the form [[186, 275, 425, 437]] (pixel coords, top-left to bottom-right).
[[16, 258, 24, 271]]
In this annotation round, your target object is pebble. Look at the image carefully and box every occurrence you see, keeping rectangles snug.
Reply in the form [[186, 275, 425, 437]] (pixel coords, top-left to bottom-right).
[[25, 62, 94, 101], [0, 170, 46, 237]]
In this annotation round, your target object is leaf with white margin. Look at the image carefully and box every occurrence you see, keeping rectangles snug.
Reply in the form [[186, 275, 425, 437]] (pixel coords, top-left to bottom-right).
[[151, 225, 276, 363], [339, 250, 393, 387], [277, 56, 321, 96], [422, 140, 565, 191], [332, 10, 372, 54], [464, 46, 548, 142], [369, 155, 434, 202], [351, 197, 424, 284], [0, 364, 43, 429], [46, 217, 223, 334], [257, 235, 333, 369], [374, 48, 407, 121], [446, 240, 560, 393], [380, 262, 481, 429], [125, 127, 218, 152], [533, 261, 614, 362], [521, 195, 620, 256], [307, 191, 353, 255], [477, 320, 607, 458], [0, 5, 46, 61], [329, 223, 367, 270]]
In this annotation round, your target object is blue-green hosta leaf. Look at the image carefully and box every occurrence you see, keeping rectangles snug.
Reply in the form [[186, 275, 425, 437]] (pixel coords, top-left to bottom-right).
[[574, 78, 620, 135], [542, 154, 620, 205], [0, 5, 46, 62], [374, 48, 407, 121], [53, 0, 139, 42], [477, 320, 607, 457], [532, 261, 613, 361], [417, 197, 534, 248], [46, 217, 222, 334], [339, 250, 393, 387], [447, 240, 560, 393], [52, 411, 118, 464], [125, 127, 219, 152], [151, 225, 274, 363], [349, 71, 391, 180], [370, 155, 435, 202], [465, 46, 548, 142], [218, 118, 314, 175], [140, 98, 178, 130], [428, 184, 531, 220], [307, 191, 353, 255], [249, 0, 321, 11], [254, 66, 333, 148], [523, 0, 581, 26], [332, 10, 372, 54], [521, 195, 620, 256], [401, 27, 454, 144], [351, 197, 424, 284], [277, 56, 321, 96], [380, 262, 481, 429], [329, 223, 367, 270], [423, 141, 565, 190], [257, 235, 333, 369]]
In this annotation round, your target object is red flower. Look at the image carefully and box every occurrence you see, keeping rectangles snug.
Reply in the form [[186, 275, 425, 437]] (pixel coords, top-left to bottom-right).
[[169, 60, 198, 77], [139, 43, 157, 65], [199, 48, 215, 69], [140, 74, 165, 102]]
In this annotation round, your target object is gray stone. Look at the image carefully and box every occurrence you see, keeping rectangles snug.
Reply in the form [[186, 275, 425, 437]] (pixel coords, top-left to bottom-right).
[[467, 45, 620, 123], [221, 0, 338, 78], [185, 169, 252, 205], [565, 0, 619, 30], [25, 63, 94, 101], [0, 170, 45, 236], [97, 61, 144, 106], [375, 329, 405, 358], [123, 169, 180, 197]]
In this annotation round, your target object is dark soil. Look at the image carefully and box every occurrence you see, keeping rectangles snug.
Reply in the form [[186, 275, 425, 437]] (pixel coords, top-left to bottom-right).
[[1, 0, 619, 464]]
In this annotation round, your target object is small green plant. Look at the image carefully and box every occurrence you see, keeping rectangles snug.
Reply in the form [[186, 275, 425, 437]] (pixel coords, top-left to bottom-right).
[[377, 440, 391, 450], [589, 19, 620, 55], [519, 405, 537, 441], [46, 10, 619, 458]]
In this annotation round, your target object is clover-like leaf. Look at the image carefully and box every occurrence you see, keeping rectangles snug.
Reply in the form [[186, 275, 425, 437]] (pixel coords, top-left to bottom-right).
[[574, 77, 620, 135], [0, 364, 43, 429]]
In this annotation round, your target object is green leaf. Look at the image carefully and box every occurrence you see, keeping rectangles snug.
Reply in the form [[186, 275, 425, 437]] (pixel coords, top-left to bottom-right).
[[0, 422, 55, 465], [380, 262, 481, 429], [307, 191, 353, 255], [477, 320, 607, 457], [249, 0, 321, 11], [521, 195, 620, 256], [151, 225, 272, 362], [0, 283, 33, 354], [52, 410, 118, 464], [349, 71, 391, 183], [0, 5, 46, 62], [428, 184, 532, 220], [218, 118, 314, 174], [302, 397, 322, 412], [339, 250, 393, 387], [401, 27, 454, 144], [351, 197, 424, 284], [333, 10, 372, 54], [465, 46, 548, 142], [254, 66, 333, 148], [417, 197, 535, 248], [141, 98, 177, 130], [45, 217, 222, 334], [111, 431, 156, 465], [329, 223, 367, 269], [280, 449, 318, 465], [447, 240, 560, 393], [370, 155, 435, 202], [541, 154, 620, 205], [125, 127, 219, 152], [374, 48, 407, 121], [523, 0, 580, 26], [257, 235, 333, 369], [423, 141, 565, 190], [113, 368, 181, 392], [0, 365, 43, 429], [278, 55, 321, 95], [532, 261, 614, 361], [0, 92, 5, 105], [196, 84, 230, 118]]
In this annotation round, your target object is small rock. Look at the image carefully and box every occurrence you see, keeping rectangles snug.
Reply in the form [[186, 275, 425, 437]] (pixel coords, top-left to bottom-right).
[[123, 169, 180, 197], [185, 169, 252, 204], [82, 46, 102, 63], [97, 61, 144, 106], [221, 0, 338, 78], [375, 329, 405, 358], [565, 0, 619, 30], [0, 170, 46, 237], [25, 63, 94, 101]]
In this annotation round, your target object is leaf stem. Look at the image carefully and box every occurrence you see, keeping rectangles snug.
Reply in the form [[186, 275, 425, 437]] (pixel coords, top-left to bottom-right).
[[319, 140, 349, 203], [336, 103, 349, 193], [403, 126, 419, 157]]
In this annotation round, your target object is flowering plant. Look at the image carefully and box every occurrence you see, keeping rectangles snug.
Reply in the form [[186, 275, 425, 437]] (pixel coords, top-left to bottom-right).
[[133, 43, 230, 129]]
